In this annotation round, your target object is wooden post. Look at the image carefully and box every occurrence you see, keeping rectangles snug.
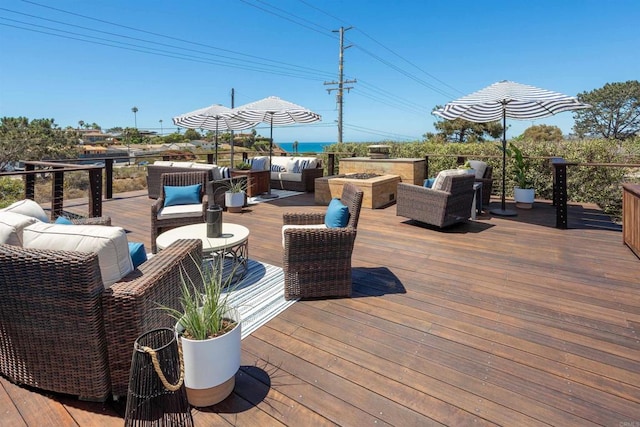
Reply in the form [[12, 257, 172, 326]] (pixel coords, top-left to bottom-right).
[[424, 155, 429, 179], [25, 163, 35, 200], [553, 161, 568, 229], [327, 153, 335, 176], [88, 167, 103, 218], [51, 169, 64, 221], [207, 153, 214, 164], [105, 158, 113, 200]]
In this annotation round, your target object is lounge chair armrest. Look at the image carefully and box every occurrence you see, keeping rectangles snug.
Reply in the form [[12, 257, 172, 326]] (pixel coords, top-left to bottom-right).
[[283, 212, 326, 225]]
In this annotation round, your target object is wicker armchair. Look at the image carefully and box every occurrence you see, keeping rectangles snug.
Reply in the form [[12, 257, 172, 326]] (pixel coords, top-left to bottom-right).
[[282, 182, 364, 300], [396, 173, 476, 228], [0, 238, 203, 401], [475, 165, 493, 207], [151, 171, 208, 254]]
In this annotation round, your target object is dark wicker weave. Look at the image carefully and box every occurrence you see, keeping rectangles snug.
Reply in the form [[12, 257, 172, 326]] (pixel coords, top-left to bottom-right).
[[396, 173, 476, 228], [151, 171, 209, 254], [476, 165, 494, 207], [270, 166, 324, 192], [0, 238, 203, 401], [282, 182, 363, 300]]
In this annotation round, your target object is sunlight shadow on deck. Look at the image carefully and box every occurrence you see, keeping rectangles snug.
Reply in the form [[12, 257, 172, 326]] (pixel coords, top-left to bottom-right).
[[352, 266, 406, 297]]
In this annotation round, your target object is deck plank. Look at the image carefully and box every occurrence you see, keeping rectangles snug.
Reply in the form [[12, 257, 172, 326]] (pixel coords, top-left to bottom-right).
[[3, 190, 640, 426]]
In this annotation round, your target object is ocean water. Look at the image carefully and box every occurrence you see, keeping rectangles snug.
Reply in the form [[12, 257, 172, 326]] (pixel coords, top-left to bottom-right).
[[277, 142, 333, 154]]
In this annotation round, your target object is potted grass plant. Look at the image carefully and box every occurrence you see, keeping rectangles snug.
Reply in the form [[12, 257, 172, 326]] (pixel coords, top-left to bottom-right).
[[509, 142, 535, 209], [161, 255, 241, 407], [224, 178, 247, 213]]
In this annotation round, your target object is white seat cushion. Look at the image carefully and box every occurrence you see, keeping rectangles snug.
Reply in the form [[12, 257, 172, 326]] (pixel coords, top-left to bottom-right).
[[157, 204, 203, 219], [153, 160, 174, 166], [0, 199, 49, 223], [271, 171, 304, 182], [281, 224, 327, 247], [431, 169, 468, 191], [190, 163, 217, 170], [22, 222, 133, 288], [170, 161, 195, 168], [0, 212, 38, 246]]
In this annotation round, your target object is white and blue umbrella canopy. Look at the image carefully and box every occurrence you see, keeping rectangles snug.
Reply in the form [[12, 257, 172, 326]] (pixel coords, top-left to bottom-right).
[[232, 96, 322, 127], [172, 104, 256, 132], [433, 80, 590, 123], [173, 104, 257, 164], [433, 81, 590, 216]]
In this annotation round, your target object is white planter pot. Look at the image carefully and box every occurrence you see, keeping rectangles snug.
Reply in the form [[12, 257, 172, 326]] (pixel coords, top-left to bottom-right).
[[225, 191, 245, 213], [514, 187, 535, 209], [176, 309, 241, 407]]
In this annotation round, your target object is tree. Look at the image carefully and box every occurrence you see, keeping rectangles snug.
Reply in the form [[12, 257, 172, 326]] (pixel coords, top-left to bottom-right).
[[184, 129, 201, 141], [0, 117, 79, 171], [573, 80, 640, 140], [522, 124, 563, 142], [431, 106, 503, 142]]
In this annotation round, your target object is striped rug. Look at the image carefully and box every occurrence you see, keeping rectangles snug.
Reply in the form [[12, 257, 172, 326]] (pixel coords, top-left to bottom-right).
[[247, 188, 304, 204], [222, 259, 297, 339]]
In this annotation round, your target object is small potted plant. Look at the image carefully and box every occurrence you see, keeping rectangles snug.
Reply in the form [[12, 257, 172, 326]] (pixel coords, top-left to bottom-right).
[[234, 161, 252, 170], [509, 142, 535, 209], [161, 256, 241, 407], [224, 178, 247, 213]]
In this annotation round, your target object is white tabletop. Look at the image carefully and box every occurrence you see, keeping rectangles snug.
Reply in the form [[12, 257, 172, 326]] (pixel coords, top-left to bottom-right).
[[156, 223, 249, 252]]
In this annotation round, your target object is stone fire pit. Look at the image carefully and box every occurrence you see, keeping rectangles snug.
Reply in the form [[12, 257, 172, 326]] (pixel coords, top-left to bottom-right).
[[315, 173, 401, 209]]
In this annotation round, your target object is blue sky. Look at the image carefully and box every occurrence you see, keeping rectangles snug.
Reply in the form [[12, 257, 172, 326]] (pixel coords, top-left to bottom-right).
[[1, 0, 638, 143]]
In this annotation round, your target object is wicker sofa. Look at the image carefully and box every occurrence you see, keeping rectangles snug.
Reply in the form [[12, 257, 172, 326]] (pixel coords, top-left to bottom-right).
[[0, 205, 204, 400], [250, 155, 324, 192], [396, 171, 476, 228]]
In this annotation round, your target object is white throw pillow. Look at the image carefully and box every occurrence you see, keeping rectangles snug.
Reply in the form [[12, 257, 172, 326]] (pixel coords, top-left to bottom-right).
[[0, 212, 38, 246], [23, 222, 133, 288], [286, 159, 299, 173], [0, 199, 49, 223], [468, 160, 487, 180], [431, 169, 468, 191]]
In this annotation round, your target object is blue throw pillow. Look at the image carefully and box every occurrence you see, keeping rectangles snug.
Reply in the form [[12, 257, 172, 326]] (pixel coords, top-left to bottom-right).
[[128, 242, 148, 269], [325, 198, 350, 228], [54, 216, 73, 224], [164, 184, 202, 207], [424, 178, 436, 188]]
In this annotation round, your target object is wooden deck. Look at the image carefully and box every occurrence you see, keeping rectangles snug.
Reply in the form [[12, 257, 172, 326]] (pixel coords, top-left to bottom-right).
[[2, 191, 640, 426]]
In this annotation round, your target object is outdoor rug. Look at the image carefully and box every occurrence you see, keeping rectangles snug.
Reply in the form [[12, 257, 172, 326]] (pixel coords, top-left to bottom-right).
[[223, 259, 297, 339], [248, 189, 304, 204]]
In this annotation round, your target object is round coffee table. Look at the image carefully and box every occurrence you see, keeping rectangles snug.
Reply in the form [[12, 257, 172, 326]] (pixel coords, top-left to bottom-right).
[[156, 223, 249, 283]]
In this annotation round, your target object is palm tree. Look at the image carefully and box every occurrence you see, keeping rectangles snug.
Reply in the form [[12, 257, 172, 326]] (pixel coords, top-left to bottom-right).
[[78, 120, 84, 130], [131, 106, 138, 129], [159, 119, 163, 136]]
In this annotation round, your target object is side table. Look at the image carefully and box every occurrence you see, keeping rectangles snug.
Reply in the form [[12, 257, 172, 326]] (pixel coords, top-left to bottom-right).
[[231, 169, 269, 197]]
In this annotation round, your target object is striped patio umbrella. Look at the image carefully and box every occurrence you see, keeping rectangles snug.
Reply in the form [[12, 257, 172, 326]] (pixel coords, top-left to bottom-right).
[[433, 80, 590, 216], [172, 104, 256, 164], [232, 96, 321, 198]]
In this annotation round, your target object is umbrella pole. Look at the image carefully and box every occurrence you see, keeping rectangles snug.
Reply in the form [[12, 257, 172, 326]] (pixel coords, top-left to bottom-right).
[[259, 115, 279, 199], [214, 122, 219, 164], [490, 108, 517, 216]]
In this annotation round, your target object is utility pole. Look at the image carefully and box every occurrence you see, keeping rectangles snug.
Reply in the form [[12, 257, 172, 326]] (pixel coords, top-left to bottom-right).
[[324, 26, 356, 143]]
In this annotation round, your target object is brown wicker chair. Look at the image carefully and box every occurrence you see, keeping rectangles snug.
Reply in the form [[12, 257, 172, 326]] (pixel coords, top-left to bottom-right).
[[151, 171, 208, 254], [282, 182, 364, 300], [396, 173, 476, 228], [0, 238, 203, 401], [475, 165, 494, 207]]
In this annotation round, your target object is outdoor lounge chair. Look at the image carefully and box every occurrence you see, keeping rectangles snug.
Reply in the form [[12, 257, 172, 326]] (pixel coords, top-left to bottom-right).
[[396, 172, 475, 228], [0, 236, 203, 401], [282, 182, 363, 300], [151, 171, 208, 253]]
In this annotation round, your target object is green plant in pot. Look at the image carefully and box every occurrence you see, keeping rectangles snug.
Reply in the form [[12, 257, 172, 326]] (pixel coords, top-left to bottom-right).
[[508, 142, 535, 208], [234, 161, 252, 170], [161, 255, 241, 407], [224, 178, 247, 213], [457, 160, 475, 175]]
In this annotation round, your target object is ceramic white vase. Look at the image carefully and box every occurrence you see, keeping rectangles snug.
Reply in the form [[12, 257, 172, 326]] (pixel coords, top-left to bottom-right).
[[514, 187, 535, 209], [225, 191, 245, 213]]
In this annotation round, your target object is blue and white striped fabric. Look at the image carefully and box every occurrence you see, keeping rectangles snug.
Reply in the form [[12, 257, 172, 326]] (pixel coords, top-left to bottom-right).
[[293, 159, 309, 173], [433, 80, 590, 123], [219, 166, 231, 179], [221, 259, 297, 339]]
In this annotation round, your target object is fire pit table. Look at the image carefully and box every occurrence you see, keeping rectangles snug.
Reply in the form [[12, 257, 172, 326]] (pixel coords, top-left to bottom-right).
[[315, 173, 401, 209]]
